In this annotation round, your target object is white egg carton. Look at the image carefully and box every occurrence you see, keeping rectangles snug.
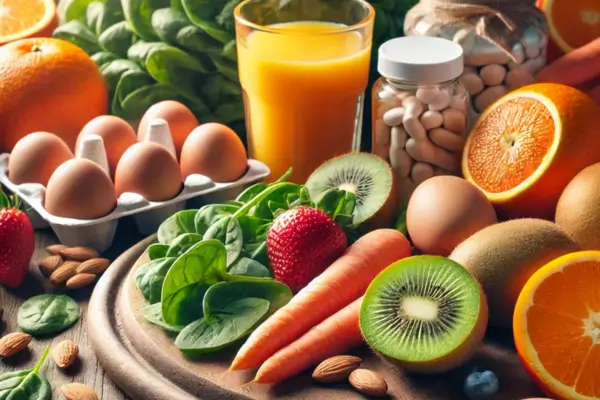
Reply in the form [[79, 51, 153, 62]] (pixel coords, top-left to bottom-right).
[[0, 120, 270, 252]]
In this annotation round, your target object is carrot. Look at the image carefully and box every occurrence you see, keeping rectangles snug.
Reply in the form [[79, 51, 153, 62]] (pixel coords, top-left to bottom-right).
[[253, 296, 364, 384], [230, 229, 411, 371], [536, 37, 600, 87]]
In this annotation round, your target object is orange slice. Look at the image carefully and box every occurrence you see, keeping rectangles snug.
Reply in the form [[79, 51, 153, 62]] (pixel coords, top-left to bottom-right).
[[0, 0, 58, 46], [542, 0, 600, 53], [514, 251, 600, 400], [462, 83, 600, 220]]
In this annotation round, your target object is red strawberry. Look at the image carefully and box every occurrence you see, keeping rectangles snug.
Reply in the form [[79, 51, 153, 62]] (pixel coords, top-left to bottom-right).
[[267, 206, 347, 292], [0, 195, 34, 288]]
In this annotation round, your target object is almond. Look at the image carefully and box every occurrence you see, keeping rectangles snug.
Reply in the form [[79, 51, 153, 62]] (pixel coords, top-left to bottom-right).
[[76, 258, 110, 275], [49, 261, 80, 285], [60, 383, 99, 400], [0, 332, 32, 357], [65, 273, 96, 290], [52, 339, 79, 368], [348, 369, 388, 397], [59, 246, 99, 262], [46, 244, 68, 255], [39, 255, 64, 276], [312, 355, 362, 383]]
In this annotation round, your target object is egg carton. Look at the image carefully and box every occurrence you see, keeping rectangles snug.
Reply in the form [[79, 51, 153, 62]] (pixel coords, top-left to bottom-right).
[[0, 153, 270, 252]]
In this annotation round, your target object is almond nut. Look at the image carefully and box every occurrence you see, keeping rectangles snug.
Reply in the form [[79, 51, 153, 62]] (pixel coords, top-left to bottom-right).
[[59, 246, 99, 262], [65, 273, 96, 290], [60, 383, 99, 400], [39, 255, 64, 276], [46, 244, 68, 255], [348, 369, 388, 397], [312, 355, 362, 383], [76, 258, 110, 275], [0, 332, 32, 357], [49, 261, 80, 285], [52, 339, 79, 368]]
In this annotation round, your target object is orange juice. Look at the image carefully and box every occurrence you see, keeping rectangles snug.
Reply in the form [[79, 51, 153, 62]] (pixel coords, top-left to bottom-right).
[[237, 22, 371, 183]]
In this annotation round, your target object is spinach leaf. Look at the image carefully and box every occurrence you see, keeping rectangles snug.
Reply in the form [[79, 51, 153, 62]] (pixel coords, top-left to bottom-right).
[[58, 0, 97, 24], [112, 69, 155, 117], [181, 0, 234, 44], [228, 257, 271, 278], [166, 233, 203, 258], [52, 20, 102, 55], [135, 257, 176, 304], [161, 240, 227, 325], [98, 20, 136, 58], [250, 183, 303, 220], [0, 346, 51, 400], [17, 295, 79, 336], [237, 215, 270, 244], [91, 51, 118, 68], [203, 217, 243, 266], [194, 203, 239, 234], [121, 0, 170, 41], [235, 183, 268, 203], [174, 298, 269, 356], [100, 59, 143, 99], [119, 83, 189, 121], [243, 241, 269, 265], [157, 209, 198, 244], [140, 303, 185, 333], [204, 280, 292, 316], [148, 243, 169, 260], [87, 0, 125, 35]]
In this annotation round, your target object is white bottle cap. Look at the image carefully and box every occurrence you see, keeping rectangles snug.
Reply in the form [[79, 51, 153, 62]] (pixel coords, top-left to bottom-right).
[[145, 118, 177, 157], [378, 36, 464, 84], [76, 135, 110, 176]]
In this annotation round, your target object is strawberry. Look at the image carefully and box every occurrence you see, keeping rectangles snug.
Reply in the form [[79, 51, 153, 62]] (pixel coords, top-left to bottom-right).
[[0, 192, 34, 288], [267, 206, 347, 292]]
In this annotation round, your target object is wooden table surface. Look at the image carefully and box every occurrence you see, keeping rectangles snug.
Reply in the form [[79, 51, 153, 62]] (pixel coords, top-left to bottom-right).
[[0, 218, 145, 400]]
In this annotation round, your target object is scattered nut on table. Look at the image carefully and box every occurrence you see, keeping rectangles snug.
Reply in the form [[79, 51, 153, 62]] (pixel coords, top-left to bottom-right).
[[60, 383, 99, 400], [52, 339, 79, 368], [38, 255, 64, 277], [348, 368, 388, 397], [0, 332, 32, 357], [312, 355, 362, 383], [58, 246, 100, 262]]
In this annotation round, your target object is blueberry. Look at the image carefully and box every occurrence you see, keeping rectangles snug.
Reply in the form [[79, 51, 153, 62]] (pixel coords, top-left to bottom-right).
[[463, 369, 499, 400]]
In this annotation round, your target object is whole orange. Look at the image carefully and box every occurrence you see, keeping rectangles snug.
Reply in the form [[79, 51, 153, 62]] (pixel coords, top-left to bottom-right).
[[0, 38, 108, 153]]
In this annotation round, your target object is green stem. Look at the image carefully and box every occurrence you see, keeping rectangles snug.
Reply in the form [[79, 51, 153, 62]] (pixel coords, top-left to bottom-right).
[[232, 182, 298, 220], [32, 346, 50, 373]]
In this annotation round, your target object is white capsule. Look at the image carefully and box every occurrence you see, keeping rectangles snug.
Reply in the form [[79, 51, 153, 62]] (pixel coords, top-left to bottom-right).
[[505, 68, 535, 90], [403, 115, 428, 141], [428, 90, 451, 111], [523, 27, 543, 59], [474, 85, 509, 112], [373, 119, 391, 159], [389, 147, 414, 178], [416, 87, 441, 105], [442, 108, 467, 135], [405, 137, 460, 172], [522, 55, 546, 75], [382, 107, 405, 127], [390, 125, 408, 149], [459, 70, 485, 96], [453, 28, 476, 54], [403, 96, 425, 116], [420, 110, 444, 130], [450, 94, 468, 114], [411, 162, 436, 185], [480, 64, 507, 86], [428, 127, 466, 152], [511, 43, 526, 65], [465, 38, 510, 66]]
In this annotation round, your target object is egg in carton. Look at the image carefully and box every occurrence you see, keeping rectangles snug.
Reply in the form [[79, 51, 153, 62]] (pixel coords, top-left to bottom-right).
[[0, 119, 270, 252]]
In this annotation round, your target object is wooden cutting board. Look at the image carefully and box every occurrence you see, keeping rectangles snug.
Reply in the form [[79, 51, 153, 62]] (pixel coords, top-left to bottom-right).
[[88, 235, 546, 400]]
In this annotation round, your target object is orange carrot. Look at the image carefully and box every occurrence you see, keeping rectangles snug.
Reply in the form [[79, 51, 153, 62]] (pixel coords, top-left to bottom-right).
[[254, 297, 364, 384], [536, 37, 600, 87], [230, 229, 411, 371]]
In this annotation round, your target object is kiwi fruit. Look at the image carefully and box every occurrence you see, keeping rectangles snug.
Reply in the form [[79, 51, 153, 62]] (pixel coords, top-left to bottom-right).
[[555, 162, 600, 250], [360, 255, 488, 374], [449, 218, 579, 328], [305, 152, 396, 227]]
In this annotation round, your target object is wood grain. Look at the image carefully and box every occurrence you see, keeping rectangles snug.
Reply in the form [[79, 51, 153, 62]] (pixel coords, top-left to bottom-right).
[[0, 219, 144, 400]]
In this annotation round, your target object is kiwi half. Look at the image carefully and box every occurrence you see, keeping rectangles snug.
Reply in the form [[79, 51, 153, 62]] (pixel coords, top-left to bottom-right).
[[305, 153, 394, 225], [360, 255, 488, 373]]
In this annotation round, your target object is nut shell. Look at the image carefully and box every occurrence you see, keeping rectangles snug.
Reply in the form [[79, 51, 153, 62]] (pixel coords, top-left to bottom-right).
[[312, 355, 362, 383]]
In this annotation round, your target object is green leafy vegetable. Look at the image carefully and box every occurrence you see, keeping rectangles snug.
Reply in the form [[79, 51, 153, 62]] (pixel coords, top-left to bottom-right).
[[174, 297, 269, 356], [204, 280, 292, 314], [121, 0, 170, 41], [135, 257, 176, 304], [147, 243, 169, 260], [140, 303, 185, 333], [91, 51, 118, 67], [52, 20, 102, 55], [0, 346, 52, 400], [166, 233, 203, 258], [98, 20, 137, 58], [157, 209, 198, 244], [17, 295, 79, 336], [194, 203, 239, 234], [202, 216, 243, 266], [228, 257, 271, 278]]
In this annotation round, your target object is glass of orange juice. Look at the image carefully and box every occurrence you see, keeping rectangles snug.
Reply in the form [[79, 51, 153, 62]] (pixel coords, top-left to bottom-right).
[[234, 0, 375, 184]]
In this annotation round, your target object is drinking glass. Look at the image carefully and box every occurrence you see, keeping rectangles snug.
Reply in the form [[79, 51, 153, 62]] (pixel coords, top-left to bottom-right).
[[234, 0, 375, 183]]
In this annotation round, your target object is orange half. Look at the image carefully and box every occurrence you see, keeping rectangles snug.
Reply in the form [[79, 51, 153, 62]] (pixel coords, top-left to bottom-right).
[[0, 0, 58, 46], [543, 0, 600, 53], [462, 83, 600, 219], [514, 251, 600, 400]]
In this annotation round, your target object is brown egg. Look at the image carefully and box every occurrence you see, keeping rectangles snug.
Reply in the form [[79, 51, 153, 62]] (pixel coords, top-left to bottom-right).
[[45, 158, 117, 219], [138, 101, 199, 158], [406, 175, 498, 256], [180, 123, 248, 183], [8, 132, 74, 186], [77, 115, 138, 178], [115, 142, 182, 201]]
